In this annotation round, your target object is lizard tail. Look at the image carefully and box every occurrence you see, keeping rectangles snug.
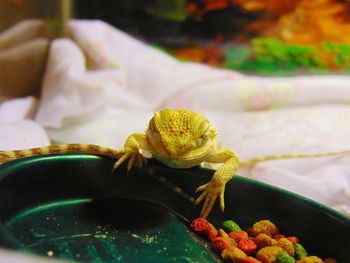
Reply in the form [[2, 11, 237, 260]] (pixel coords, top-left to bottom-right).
[[0, 144, 120, 164], [239, 150, 350, 168]]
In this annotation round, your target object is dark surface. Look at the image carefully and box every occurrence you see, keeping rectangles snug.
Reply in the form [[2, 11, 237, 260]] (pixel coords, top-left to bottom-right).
[[73, 0, 258, 45], [0, 154, 349, 262]]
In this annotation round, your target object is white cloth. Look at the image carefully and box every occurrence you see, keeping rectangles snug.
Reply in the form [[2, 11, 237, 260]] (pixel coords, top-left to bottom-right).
[[2, 20, 350, 216], [0, 97, 50, 150], [0, 97, 38, 123]]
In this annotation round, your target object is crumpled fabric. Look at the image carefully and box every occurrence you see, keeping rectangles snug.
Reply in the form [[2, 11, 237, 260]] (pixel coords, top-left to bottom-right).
[[0, 97, 50, 150], [1, 20, 350, 216]]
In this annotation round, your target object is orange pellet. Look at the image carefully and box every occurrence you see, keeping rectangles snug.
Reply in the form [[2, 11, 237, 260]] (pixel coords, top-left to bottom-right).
[[207, 223, 218, 241], [212, 236, 235, 252], [229, 230, 249, 243], [238, 239, 257, 255], [242, 256, 263, 263]]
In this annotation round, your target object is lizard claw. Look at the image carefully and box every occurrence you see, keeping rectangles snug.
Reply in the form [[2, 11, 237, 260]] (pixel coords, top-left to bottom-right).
[[113, 149, 146, 173], [194, 181, 225, 218]]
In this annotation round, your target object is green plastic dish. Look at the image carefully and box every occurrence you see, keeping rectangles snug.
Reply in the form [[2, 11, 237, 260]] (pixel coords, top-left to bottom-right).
[[0, 154, 349, 262]]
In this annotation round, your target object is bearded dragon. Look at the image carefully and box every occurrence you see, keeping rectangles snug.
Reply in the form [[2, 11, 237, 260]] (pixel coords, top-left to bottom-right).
[[1, 109, 350, 218]]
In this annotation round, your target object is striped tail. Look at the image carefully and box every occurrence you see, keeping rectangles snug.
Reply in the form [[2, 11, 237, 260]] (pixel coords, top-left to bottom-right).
[[240, 150, 350, 168], [0, 144, 120, 164]]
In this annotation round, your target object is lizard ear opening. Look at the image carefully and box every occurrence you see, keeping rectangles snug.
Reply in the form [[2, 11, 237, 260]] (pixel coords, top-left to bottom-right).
[[198, 121, 216, 140]]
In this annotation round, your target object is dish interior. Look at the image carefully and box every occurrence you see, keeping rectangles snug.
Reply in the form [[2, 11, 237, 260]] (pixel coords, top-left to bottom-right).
[[0, 155, 349, 262]]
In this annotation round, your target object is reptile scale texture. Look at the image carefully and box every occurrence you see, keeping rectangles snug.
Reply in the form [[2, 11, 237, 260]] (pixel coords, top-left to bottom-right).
[[1, 109, 350, 218]]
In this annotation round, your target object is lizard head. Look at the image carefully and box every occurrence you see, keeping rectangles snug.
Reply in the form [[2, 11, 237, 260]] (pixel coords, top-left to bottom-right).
[[145, 109, 217, 157]]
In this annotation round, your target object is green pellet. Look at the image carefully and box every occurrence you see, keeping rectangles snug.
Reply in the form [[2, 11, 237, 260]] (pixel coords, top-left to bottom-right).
[[276, 251, 295, 263], [222, 220, 242, 232], [294, 243, 308, 259]]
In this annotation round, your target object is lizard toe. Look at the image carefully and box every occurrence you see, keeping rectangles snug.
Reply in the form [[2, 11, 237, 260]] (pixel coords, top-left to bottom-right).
[[200, 194, 217, 218], [136, 154, 147, 168], [127, 153, 136, 171], [194, 181, 225, 218], [112, 151, 130, 171], [195, 183, 209, 193]]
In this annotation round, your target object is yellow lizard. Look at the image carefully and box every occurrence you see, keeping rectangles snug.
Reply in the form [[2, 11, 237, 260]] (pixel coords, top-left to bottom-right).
[[1, 109, 350, 218]]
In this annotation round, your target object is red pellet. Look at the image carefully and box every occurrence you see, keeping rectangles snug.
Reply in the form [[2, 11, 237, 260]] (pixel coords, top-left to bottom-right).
[[212, 236, 235, 252], [238, 239, 257, 255], [287, 236, 299, 244], [274, 233, 285, 240], [190, 218, 217, 240], [229, 230, 249, 243], [191, 218, 211, 232]]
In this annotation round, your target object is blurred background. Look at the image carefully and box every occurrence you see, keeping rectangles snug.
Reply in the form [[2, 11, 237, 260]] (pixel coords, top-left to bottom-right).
[[76, 0, 350, 75], [0, 0, 70, 37], [2, 0, 350, 76]]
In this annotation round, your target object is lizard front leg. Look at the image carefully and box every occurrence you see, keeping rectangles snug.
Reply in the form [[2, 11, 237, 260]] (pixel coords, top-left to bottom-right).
[[113, 133, 149, 172], [195, 148, 239, 218]]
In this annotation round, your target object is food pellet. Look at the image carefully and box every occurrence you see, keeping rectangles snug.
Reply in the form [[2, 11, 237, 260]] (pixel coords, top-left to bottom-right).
[[238, 239, 257, 255], [217, 228, 230, 238], [276, 250, 295, 263], [229, 230, 249, 243], [297, 256, 323, 263], [212, 236, 235, 252], [274, 234, 285, 240], [221, 246, 247, 262], [254, 233, 277, 248], [256, 246, 284, 263], [222, 219, 242, 232], [190, 218, 337, 263], [286, 236, 299, 245], [190, 217, 217, 240], [277, 238, 294, 256], [207, 223, 218, 241], [250, 220, 278, 237], [242, 256, 263, 263], [294, 243, 308, 259]]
